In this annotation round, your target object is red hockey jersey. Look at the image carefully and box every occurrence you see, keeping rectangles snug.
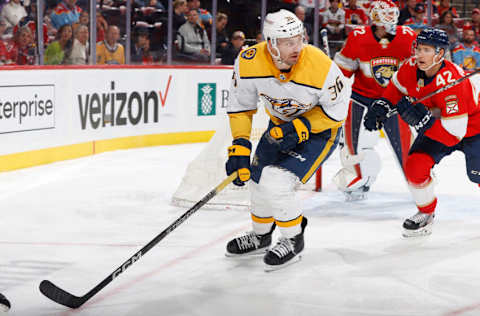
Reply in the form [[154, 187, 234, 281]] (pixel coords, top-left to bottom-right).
[[334, 25, 417, 98], [383, 57, 480, 146]]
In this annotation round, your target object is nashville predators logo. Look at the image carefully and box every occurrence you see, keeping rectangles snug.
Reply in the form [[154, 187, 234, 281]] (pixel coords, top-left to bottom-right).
[[241, 48, 256, 60], [260, 93, 311, 118], [370, 57, 399, 87]]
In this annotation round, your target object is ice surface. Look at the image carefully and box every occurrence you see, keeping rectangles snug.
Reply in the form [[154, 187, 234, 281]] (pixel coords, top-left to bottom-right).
[[1, 139, 479, 316]]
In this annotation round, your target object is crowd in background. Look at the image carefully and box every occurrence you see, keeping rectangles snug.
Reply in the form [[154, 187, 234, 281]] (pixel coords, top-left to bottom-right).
[[0, 0, 480, 71]]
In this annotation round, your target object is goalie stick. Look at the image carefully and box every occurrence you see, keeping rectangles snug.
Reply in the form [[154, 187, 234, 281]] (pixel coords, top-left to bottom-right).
[[385, 68, 480, 117], [39, 171, 238, 309]]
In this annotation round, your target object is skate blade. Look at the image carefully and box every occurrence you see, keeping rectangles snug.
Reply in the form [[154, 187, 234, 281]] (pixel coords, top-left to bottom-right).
[[402, 223, 433, 238], [225, 247, 268, 258], [264, 254, 302, 272]]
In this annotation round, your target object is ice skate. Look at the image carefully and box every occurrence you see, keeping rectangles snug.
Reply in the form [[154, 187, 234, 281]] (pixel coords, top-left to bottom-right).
[[225, 224, 275, 257], [264, 217, 307, 272], [402, 211, 435, 237]]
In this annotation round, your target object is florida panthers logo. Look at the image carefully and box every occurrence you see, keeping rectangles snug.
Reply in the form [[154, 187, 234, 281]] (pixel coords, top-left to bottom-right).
[[260, 93, 311, 118], [370, 57, 399, 87]]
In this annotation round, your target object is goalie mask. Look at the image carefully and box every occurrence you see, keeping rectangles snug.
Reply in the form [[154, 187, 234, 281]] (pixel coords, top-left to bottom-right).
[[262, 9, 305, 64], [370, 0, 399, 35]]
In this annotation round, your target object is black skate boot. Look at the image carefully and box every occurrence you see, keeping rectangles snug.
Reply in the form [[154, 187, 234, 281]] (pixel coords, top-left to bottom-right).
[[0, 293, 10, 312], [264, 217, 307, 272], [402, 211, 435, 237], [225, 224, 275, 257]]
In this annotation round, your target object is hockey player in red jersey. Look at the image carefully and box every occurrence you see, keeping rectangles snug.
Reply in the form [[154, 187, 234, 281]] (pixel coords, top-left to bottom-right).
[[333, 0, 416, 201], [364, 28, 480, 237]]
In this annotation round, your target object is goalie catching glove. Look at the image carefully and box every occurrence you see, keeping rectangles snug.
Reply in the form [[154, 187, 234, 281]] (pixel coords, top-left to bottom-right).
[[226, 138, 252, 186], [397, 96, 435, 133], [268, 117, 311, 152]]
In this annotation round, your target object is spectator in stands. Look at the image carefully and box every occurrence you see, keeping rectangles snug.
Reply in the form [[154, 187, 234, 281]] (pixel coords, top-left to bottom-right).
[[299, 0, 328, 13], [221, 30, 245, 65], [96, 25, 125, 64], [131, 28, 155, 64], [398, 0, 416, 25], [403, 2, 428, 33], [295, 5, 312, 42], [44, 23, 73, 64], [0, 18, 8, 64], [135, 0, 165, 10], [437, 0, 458, 18], [176, 8, 210, 62], [344, 0, 369, 25], [321, 0, 345, 40], [471, 8, 480, 40], [50, 0, 82, 30], [216, 12, 228, 57], [437, 10, 459, 48], [0, 0, 27, 32], [173, 0, 188, 32], [187, 0, 212, 28], [452, 24, 480, 72], [13, 1, 49, 47], [5, 25, 36, 65], [65, 24, 88, 64], [78, 10, 107, 42]]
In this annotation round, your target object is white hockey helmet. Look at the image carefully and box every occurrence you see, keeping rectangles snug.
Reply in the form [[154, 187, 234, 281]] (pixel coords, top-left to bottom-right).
[[370, 0, 399, 35], [262, 9, 305, 61]]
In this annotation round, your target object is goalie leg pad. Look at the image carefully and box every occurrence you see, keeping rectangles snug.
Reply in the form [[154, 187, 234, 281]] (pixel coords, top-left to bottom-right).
[[334, 148, 381, 200]]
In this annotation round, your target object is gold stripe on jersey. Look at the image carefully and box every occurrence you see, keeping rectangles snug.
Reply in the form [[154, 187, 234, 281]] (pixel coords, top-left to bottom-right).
[[238, 42, 332, 90], [302, 106, 344, 133], [301, 127, 339, 183], [275, 215, 303, 228], [251, 213, 275, 224], [228, 110, 257, 140]]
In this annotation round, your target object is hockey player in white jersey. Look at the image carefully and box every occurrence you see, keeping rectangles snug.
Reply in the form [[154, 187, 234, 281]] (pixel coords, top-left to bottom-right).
[[224, 9, 351, 271]]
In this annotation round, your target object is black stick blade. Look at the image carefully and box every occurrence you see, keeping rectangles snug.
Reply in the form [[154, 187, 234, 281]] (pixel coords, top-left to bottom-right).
[[39, 280, 86, 309]]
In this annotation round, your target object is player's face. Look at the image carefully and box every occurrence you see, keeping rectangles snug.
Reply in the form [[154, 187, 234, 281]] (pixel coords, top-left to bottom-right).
[[415, 44, 436, 70], [276, 35, 304, 66]]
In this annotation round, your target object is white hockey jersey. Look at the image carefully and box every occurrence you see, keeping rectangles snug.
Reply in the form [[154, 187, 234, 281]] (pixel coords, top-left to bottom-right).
[[227, 41, 351, 140]]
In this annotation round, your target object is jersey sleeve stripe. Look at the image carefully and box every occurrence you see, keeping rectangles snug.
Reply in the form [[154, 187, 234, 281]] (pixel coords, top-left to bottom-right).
[[392, 72, 408, 95], [334, 53, 358, 72]]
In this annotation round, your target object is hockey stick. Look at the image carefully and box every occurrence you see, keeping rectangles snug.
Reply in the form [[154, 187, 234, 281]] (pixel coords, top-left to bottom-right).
[[385, 67, 480, 118], [39, 171, 238, 309], [320, 28, 331, 58]]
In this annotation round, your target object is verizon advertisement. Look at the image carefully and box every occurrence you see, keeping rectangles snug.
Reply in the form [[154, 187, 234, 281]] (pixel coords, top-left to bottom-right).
[[0, 66, 233, 157], [0, 84, 55, 134]]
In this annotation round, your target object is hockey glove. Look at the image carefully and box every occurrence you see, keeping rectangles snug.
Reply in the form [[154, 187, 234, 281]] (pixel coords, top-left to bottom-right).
[[397, 96, 435, 133], [364, 98, 394, 131], [226, 138, 252, 186], [268, 117, 311, 152]]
